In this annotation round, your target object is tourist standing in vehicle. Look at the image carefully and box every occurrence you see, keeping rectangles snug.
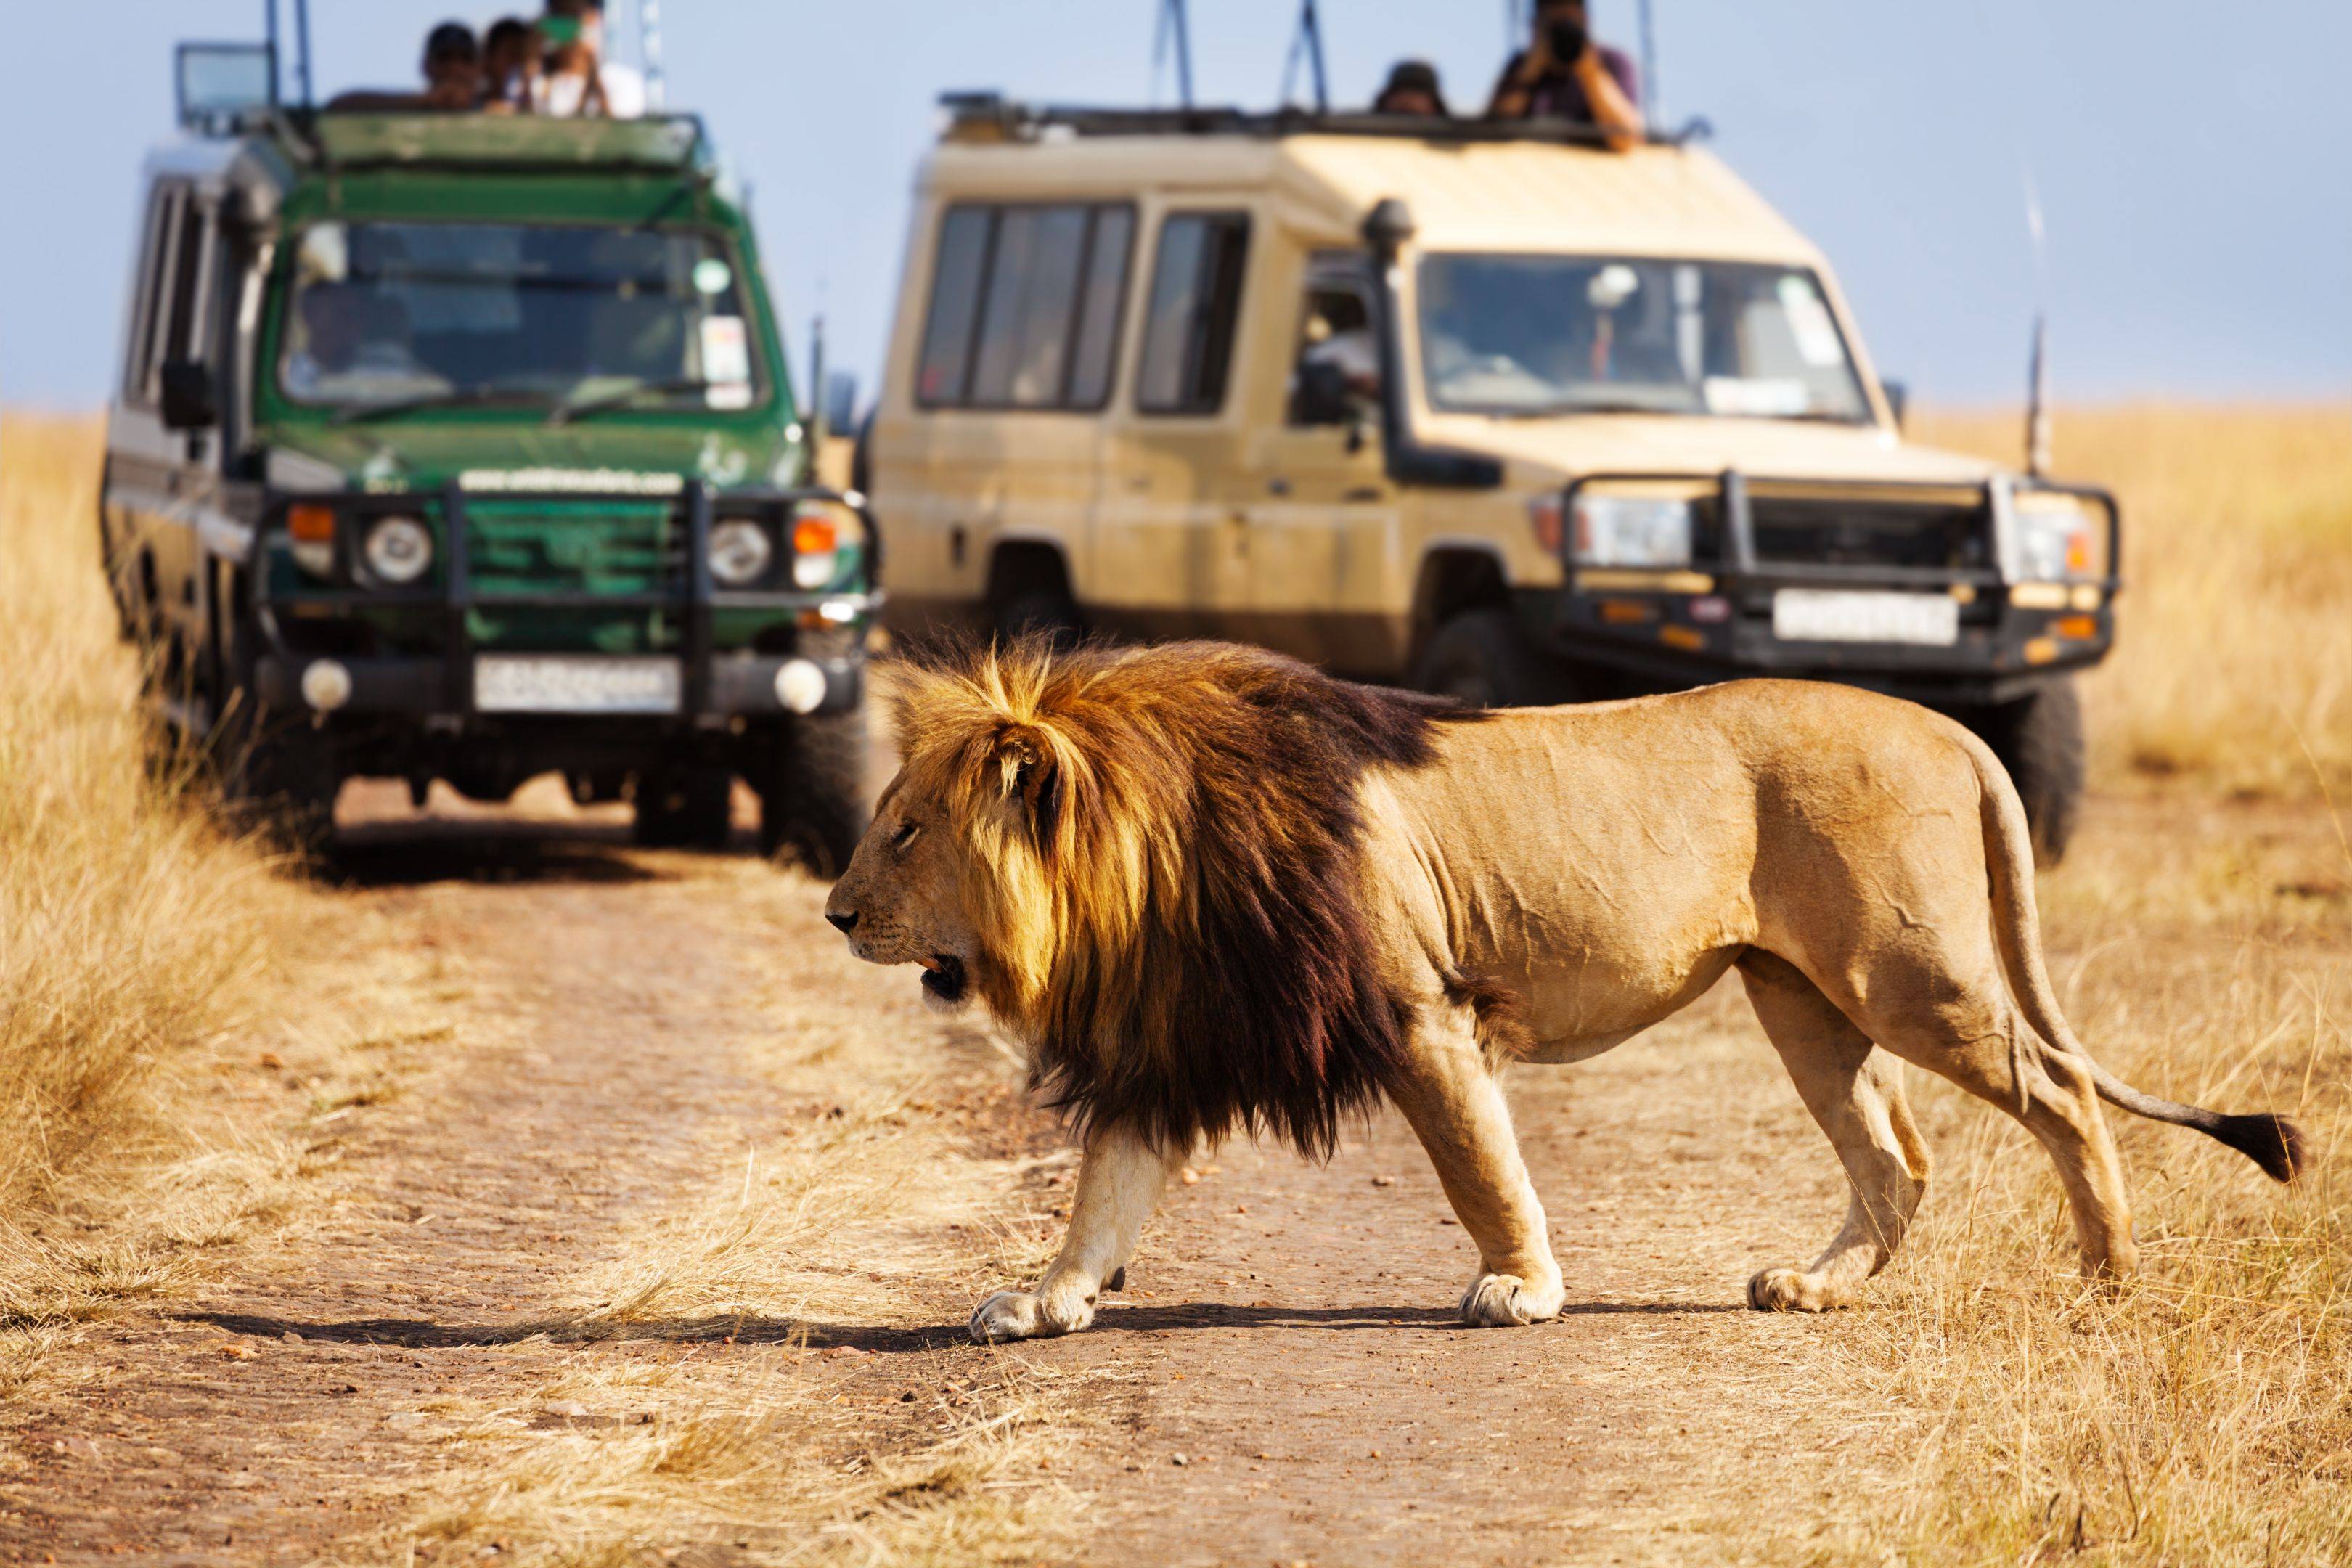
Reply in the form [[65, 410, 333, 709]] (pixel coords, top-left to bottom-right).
[[1486, 0, 1642, 150], [418, 22, 483, 110], [480, 16, 536, 110], [1373, 60, 1450, 118], [533, 0, 645, 117]]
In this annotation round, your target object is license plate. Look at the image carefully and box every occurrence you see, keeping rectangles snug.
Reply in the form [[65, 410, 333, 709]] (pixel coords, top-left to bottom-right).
[[473, 656, 682, 714], [1772, 589, 1959, 648]]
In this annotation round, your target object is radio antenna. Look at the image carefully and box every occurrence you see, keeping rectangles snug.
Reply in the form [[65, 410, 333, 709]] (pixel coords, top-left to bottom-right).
[[2023, 177, 2053, 476], [1972, 0, 2056, 475], [1281, 0, 1331, 113]]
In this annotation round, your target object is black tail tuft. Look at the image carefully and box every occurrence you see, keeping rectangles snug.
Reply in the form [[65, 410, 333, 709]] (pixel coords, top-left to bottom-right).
[[2212, 1112, 2309, 1184]]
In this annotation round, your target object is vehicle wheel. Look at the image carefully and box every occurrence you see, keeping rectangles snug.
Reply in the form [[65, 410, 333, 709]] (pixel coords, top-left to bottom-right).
[[991, 588, 1083, 649], [226, 724, 341, 856], [1982, 677, 2086, 866], [633, 764, 736, 850], [1413, 607, 1577, 709], [759, 708, 871, 877]]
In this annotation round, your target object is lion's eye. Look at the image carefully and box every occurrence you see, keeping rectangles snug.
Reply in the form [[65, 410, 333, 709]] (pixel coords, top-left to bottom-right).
[[890, 821, 920, 851]]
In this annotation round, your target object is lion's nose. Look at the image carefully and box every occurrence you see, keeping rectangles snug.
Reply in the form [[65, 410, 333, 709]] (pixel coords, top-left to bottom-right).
[[825, 909, 858, 934]]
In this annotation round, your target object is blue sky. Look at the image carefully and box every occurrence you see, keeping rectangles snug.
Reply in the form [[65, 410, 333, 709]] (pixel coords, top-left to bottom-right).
[[4, 1, 2347, 409]]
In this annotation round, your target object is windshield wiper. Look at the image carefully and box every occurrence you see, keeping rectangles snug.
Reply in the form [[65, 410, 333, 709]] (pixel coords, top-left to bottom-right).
[[546, 377, 716, 426], [330, 385, 558, 426]]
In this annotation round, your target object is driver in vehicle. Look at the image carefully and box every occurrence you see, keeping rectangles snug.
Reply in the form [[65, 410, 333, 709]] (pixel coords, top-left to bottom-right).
[[282, 284, 442, 401], [1487, 0, 1643, 150]]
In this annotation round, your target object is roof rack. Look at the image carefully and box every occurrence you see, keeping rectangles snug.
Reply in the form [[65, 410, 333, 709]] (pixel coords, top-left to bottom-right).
[[936, 94, 1712, 150], [274, 110, 711, 175]]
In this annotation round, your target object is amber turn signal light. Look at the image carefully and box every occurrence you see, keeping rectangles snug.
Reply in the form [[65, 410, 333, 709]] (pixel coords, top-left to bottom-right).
[[287, 503, 337, 542]]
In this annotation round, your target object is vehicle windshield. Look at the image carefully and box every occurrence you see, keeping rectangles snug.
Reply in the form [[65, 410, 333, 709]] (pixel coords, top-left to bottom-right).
[[275, 220, 764, 415], [1418, 254, 1871, 422]]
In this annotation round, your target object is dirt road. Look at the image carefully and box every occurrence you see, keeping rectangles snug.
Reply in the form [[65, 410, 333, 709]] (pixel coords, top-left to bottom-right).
[[6, 789, 2329, 1565]]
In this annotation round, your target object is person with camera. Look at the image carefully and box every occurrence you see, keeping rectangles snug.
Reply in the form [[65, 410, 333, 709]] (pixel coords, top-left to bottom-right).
[[1486, 0, 1643, 150]]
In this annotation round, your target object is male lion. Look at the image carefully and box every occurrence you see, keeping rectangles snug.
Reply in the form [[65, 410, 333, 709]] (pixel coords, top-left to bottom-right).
[[824, 640, 2304, 1341]]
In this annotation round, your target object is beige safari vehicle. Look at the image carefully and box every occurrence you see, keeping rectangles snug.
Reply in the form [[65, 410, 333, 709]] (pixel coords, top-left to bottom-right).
[[865, 101, 2119, 859]]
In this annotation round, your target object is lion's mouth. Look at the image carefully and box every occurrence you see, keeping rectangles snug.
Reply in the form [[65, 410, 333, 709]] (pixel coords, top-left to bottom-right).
[[919, 954, 967, 1004]]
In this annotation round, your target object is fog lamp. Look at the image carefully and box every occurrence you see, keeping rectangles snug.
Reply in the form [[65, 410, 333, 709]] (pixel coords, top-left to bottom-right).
[[300, 658, 353, 712], [775, 658, 829, 715]]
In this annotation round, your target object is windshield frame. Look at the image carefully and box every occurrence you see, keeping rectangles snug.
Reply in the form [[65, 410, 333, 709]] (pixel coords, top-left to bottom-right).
[[1413, 250, 1878, 427], [262, 216, 780, 424]]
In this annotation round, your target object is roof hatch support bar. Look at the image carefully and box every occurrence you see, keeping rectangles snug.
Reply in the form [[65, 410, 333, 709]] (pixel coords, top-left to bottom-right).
[[1156, 0, 1195, 111], [1283, 0, 1331, 115], [293, 0, 314, 108]]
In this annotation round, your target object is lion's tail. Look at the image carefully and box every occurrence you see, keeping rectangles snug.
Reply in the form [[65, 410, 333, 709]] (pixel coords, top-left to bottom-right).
[[1967, 739, 2308, 1184]]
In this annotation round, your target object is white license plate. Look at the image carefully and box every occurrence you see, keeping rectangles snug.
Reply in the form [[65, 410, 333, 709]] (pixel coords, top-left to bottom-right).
[[473, 656, 682, 715], [1772, 589, 1959, 648]]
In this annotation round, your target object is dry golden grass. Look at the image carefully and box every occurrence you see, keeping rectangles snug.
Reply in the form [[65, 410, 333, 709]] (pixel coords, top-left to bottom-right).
[[0, 415, 279, 1206], [0, 416, 451, 1356], [1916, 404, 2352, 798]]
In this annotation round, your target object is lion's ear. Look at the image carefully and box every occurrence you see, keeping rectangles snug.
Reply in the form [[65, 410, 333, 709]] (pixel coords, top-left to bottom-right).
[[994, 730, 1062, 854]]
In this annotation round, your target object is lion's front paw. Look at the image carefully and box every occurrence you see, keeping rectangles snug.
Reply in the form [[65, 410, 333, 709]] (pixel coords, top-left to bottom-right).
[[1747, 1266, 1844, 1312], [1458, 1271, 1564, 1328], [968, 1288, 1094, 1344]]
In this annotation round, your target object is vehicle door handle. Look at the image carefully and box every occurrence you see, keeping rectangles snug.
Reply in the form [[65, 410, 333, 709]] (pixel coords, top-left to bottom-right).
[[1267, 477, 1292, 497]]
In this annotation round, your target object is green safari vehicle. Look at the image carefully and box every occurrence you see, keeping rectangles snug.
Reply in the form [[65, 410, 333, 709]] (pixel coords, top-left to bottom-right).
[[101, 43, 875, 865]]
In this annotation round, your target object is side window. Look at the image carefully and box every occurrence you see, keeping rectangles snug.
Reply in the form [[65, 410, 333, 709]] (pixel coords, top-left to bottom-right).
[[159, 193, 213, 370], [915, 202, 1136, 412], [123, 184, 182, 405], [915, 207, 992, 406], [1066, 207, 1134, 409], [1135, 212, 1251, 416], [968, 205, 1088, 406], [1288, 252, 1381, 426]]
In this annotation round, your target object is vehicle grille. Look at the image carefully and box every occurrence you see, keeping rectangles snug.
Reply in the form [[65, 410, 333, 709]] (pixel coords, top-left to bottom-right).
[[465, 501, 679, 595], [1748, 496, 1993, 571]]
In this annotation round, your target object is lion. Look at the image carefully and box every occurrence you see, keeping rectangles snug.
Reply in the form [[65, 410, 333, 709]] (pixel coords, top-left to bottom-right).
[[823, 638, 2306, 1342]]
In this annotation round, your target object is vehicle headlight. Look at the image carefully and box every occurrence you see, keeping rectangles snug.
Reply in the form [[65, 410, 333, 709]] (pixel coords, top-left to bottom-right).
[[790, 507, 843, 591], [1572, 494, 1694, 568], [2014, 494, 2099, 581], [708, 518, 775, 587], [362, 515, 433, 585]]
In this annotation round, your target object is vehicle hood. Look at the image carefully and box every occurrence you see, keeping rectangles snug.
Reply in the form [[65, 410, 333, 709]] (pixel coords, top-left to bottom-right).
[[1416, 412, 2005, 486], [258, 420, 797, 495]]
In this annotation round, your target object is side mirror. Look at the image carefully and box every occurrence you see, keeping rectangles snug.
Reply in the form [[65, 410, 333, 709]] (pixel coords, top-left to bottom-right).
[[1881, 379, 1909, 432], [1290, 359, 1357, 428], [159, 361, 218, 433]]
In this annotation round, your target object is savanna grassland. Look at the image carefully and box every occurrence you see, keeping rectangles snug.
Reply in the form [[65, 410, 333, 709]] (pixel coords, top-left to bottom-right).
[[0, 404, 2345, 1565]]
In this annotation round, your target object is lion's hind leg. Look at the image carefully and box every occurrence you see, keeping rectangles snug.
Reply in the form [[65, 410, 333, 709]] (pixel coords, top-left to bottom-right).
[[1738, 951, 1930, 1312], [1384, 1006, 1564, 1328]]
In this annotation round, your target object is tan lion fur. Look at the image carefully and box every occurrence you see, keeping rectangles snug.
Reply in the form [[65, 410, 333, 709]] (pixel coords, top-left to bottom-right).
[[828, 639, 2305, 1340]]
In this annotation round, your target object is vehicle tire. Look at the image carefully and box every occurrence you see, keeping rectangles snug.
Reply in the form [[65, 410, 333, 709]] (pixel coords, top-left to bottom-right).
[[226, 724, 341, 856], [632, 764, 736, 850], [1413, 606, 1577, 709], [991, 587, 1083, 650], [758, 708, 871, 878], [1981, 677, 2085, 866]]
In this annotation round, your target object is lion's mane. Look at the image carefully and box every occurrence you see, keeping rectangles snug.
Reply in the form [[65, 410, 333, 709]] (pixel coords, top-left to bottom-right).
[[882, 638, 1480, 1158]]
